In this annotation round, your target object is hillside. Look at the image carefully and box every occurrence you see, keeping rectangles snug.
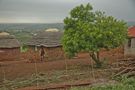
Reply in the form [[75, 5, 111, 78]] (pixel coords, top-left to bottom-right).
[[0, 23, 64, 43], [0, 23, 64, 31]]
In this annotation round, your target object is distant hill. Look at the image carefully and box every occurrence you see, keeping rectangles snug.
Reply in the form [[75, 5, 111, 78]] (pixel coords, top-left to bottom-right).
[[0, 23, 64, 31], [0, 23, 64, 43], [127, 21, 135, 27]]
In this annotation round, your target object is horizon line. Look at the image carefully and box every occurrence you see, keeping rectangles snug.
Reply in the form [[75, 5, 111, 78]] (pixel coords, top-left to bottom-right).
[[0, 22, 64, 24]]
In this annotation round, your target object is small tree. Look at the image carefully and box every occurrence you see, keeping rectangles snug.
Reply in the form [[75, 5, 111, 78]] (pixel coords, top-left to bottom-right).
[[62, 3, 127, 67]]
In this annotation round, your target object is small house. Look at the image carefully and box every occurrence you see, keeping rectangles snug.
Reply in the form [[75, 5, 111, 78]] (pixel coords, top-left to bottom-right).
[[124, 26, 135, 56], [0, 32, 20, 61], [26, 28, 64, 61]]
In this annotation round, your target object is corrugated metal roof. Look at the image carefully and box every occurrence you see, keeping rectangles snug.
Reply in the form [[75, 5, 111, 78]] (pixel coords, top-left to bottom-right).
[[128, 26, 135, 37]]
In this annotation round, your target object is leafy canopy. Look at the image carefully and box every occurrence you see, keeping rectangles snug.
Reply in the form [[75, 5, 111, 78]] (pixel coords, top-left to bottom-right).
[[62, 3, 127, 58]]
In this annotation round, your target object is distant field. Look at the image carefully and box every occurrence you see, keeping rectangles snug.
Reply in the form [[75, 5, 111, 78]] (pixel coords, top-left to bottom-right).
[[0, 23, 64, 31], [0, 23, 64, 43]]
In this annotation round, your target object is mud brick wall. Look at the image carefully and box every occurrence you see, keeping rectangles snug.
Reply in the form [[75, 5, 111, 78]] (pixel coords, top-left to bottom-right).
[[124, 38, 135, 56], [0, 48, 20, 61], [45, 47, 65, 60], [21, 46, 65, 61], [21, 46, 40, 61]]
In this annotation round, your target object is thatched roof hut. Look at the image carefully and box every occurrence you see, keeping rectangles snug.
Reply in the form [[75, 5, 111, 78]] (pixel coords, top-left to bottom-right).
[[0, 32, 20, 61], [0, 32, 20, 48], [26, 28, 63, 47], [25, 28, 64, 61]]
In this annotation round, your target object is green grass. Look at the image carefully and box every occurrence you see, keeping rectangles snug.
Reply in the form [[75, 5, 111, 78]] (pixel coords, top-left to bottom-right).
[[70, 77, 135, 90]]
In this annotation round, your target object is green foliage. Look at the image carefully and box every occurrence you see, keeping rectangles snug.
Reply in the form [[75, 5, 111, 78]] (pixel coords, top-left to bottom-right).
[[70, 77, 135, 90], [62, 3, 128, 67], [20, 45, 28, 52]]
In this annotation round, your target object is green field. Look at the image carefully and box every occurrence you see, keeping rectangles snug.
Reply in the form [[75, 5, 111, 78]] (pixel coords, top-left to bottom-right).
[[0, 23, 64, 43]]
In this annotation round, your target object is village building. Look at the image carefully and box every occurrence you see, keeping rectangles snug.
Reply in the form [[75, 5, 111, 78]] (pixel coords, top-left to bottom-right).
[[0, 32, 20, 61], [26, 28, 64, 61], [124, 26, 135, 56]]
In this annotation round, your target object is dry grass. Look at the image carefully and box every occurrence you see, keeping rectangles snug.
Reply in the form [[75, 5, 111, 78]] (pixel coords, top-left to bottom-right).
[[0, 64, 112, 90]]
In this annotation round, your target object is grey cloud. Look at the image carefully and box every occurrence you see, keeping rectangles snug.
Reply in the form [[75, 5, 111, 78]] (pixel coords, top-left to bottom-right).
[[0, 0, 134, 23], [91, 0, 135, 21]]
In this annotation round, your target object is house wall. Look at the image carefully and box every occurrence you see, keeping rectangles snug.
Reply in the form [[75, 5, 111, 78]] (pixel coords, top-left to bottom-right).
[[0, 48, 20, 61], [21, 46, 65, 62], [124, 38, 135, 56]]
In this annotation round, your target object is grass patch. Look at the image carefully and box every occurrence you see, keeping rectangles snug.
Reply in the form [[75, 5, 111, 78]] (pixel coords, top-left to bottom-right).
[[0, 72, 65, 90], [70, 77, 135, 90]]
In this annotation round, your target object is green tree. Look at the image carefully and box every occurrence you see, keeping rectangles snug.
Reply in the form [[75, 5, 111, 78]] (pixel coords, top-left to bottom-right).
[[62, 3, 127, 67]]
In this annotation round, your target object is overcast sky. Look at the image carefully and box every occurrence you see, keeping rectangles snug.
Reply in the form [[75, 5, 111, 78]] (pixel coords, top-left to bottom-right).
[[0, 0, 135, 23]]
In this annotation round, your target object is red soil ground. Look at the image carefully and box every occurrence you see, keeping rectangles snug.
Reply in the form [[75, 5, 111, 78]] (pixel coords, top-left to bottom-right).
[[0, 57, 91, 80], [0, 48, 123, 80], [0, 47, 124, 90]]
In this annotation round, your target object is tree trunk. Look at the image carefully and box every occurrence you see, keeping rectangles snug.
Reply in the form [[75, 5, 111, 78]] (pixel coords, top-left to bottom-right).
[[89, 51, 102, 68]]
